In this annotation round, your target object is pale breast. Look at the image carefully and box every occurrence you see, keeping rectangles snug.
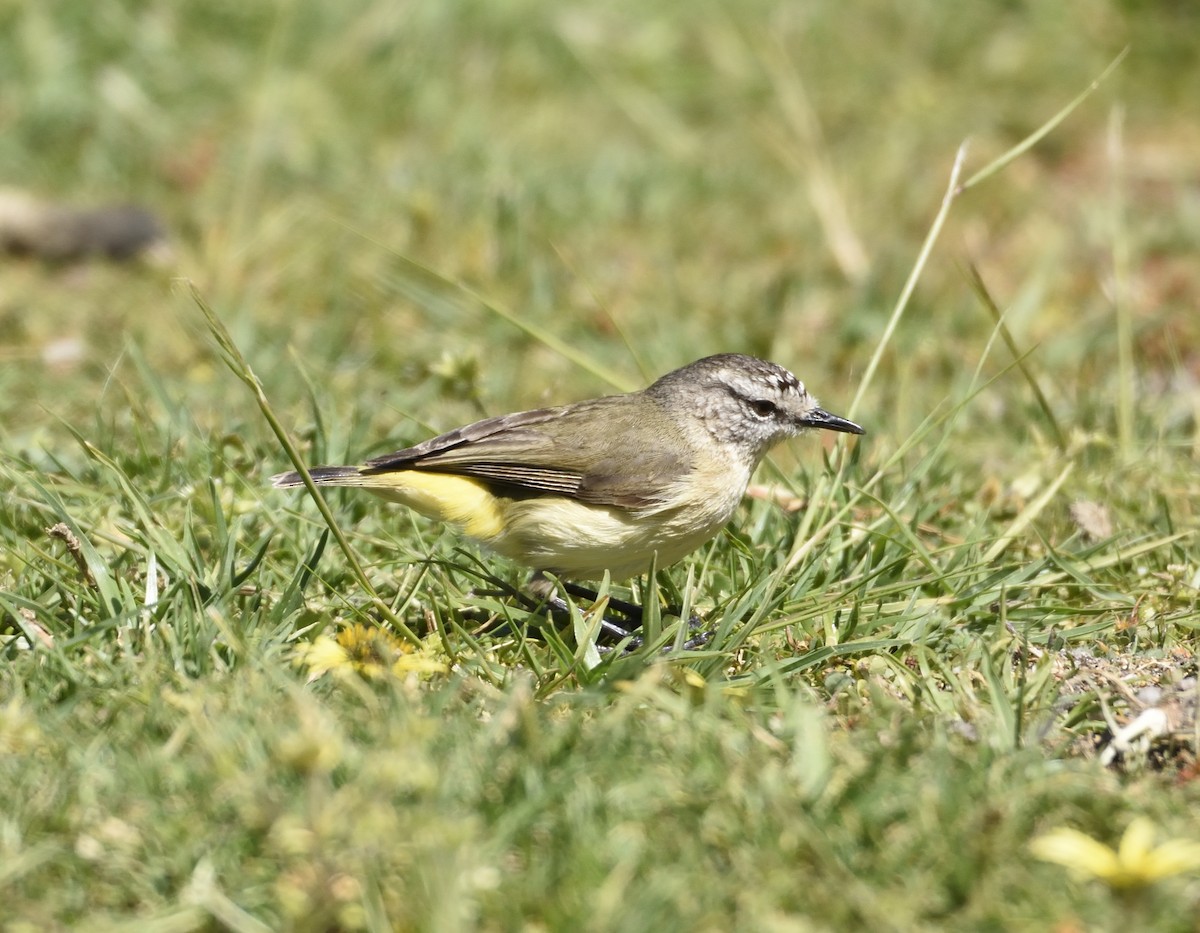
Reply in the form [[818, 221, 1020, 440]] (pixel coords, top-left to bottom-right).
[[491, 454, 752, 580]]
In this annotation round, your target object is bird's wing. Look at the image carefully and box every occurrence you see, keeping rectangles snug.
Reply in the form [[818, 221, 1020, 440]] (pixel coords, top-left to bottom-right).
[[361, 396, 691, 510]]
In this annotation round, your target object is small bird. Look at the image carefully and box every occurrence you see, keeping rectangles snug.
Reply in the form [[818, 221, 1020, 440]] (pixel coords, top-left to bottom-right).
[[273, 354, 863, 616]]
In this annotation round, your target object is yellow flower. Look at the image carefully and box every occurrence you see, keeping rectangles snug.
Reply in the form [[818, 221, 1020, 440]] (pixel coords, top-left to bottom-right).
[[295, 623, 447, 681], [1031, 818, 1200, 889], [297, 635, 355, 679]]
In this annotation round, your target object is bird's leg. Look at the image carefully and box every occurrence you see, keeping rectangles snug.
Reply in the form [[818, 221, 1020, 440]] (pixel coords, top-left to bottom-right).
[[560, 580, 645, 622], [564, 578, 706, 631], [529, 574, 710, 652], [526, 573, 638, 642], [563, 579, 708, 641]]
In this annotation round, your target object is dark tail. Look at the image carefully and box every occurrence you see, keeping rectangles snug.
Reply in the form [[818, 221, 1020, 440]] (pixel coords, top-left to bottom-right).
[[270, 466, 364, 488]]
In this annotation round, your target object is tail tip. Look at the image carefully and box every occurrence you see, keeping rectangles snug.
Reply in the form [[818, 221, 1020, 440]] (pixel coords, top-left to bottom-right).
[[270, 466, 361, 489]]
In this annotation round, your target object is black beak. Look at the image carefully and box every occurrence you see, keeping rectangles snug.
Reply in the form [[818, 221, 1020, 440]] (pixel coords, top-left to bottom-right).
[[800, 407, 865, 435]]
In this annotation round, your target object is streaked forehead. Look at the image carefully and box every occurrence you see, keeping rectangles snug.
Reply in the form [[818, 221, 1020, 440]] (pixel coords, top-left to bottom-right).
[[766, 366, 802, 393], [724, 359, 804, 395]]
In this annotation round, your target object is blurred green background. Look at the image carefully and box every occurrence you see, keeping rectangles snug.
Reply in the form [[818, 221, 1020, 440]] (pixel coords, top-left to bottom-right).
[[2, 0, 1195, 460]]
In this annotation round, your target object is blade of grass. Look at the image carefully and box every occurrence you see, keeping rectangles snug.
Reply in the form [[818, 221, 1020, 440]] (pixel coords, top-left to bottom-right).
[[958, 47, 1129, 191], [18, 473, 122, 613], [342, 227, 634, 392], [1108, 103, 1135, 459], [848, 143, 967, 419], [186, 282, 422, 646], [756, 35, 869, 284], [982, 462, 1074, 566], [964, 262, 1066, 453]]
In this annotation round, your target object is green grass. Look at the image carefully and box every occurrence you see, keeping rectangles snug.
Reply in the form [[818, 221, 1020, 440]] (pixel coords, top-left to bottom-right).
[[2, 1, 1200, 929]]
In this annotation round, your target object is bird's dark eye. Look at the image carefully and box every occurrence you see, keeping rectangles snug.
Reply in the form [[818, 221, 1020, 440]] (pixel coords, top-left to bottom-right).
[[748, 398, 777, 418]]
